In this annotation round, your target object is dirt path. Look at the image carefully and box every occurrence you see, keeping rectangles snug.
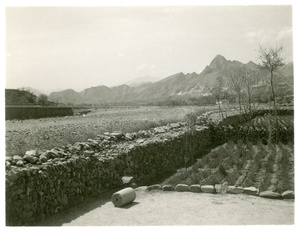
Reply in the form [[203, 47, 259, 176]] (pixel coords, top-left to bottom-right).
[[37, 187, 294, 226]]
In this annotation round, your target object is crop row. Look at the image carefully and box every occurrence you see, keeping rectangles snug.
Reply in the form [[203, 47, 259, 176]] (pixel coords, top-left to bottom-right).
[[162, 140, 294, 193]]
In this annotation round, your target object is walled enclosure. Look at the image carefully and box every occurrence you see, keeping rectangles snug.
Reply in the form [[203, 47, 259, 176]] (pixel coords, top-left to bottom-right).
[[5, 109, 294, 226], [5, 106, 74, 120]]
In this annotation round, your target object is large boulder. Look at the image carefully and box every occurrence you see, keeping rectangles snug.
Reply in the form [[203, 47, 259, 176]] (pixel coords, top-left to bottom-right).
[[281, 190, 294, 199], [189, 184, 201, 193], [201, 185, 215, 193], [175, 184, 189, 192], [259, 191, 282, 199]]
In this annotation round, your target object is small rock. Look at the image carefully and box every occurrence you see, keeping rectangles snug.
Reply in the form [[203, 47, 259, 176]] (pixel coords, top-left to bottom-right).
[[83, 150, 95, 157], [111, 131, 123, 139], [228, 186, 244, 194], [135, 186, 148, 191], [162, 185, 174, 191], [146, 184, 161, 191], [46, 149, 59, 158], [61, 194, 68, 205], [16, 160, 24, 166], [201, 185, 215, 193], [130, 183, 137, 189], [39, 154, 48, 163], [259, 191, 282, 199], [189, 184, 201, 193], [125, 133, 134, 140], [244, 187, 259, 196], [6, 156, 12, 162], [25, 150, 36, 156], [122, 176, 134, 185], [23, 154, 38, 164], [13, 155, 23, 161], [281, 190, 294, 199]]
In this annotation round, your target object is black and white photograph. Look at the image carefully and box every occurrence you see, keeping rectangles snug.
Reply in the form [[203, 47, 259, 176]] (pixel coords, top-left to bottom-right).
[[2, 0, 298, 229]]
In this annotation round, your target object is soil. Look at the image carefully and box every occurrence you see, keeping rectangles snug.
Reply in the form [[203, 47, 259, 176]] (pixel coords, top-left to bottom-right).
[[36, 188, 294, 226]]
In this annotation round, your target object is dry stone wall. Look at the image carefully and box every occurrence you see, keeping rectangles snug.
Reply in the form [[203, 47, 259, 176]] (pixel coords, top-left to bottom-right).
[[5, 122, 211, 226]]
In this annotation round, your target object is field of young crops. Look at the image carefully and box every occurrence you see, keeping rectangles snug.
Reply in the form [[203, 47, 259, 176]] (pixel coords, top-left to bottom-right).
[[162, 140, 294, 193], [246, 115, 294, 129]]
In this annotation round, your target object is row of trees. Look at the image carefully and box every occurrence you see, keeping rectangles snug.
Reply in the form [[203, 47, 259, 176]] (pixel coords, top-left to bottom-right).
[[207, 45, 285, 116], [207, 44, 286, 142]]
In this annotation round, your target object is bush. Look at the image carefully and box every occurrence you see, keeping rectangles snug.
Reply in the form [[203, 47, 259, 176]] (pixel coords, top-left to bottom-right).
[[36, 94, 48, 106]]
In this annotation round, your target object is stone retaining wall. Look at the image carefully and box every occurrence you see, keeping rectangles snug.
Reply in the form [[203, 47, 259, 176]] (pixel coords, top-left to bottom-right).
[[5, 106, 74, 120], [5, 123, 211, 226], [5, 108, 294, 225]]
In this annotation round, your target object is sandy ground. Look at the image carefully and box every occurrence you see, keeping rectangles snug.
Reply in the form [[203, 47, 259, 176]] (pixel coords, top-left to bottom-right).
[[37, 187, 294, 226]]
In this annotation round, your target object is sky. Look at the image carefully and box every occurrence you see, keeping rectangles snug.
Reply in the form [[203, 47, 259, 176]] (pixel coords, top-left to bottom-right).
[[5, 5, 293, 94]]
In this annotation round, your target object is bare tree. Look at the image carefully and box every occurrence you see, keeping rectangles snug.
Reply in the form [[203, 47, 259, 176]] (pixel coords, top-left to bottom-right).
[[207, 76, 226, 120], [228, 73, 243, 114], [258, 44, 285, 131], [240, 68, 260, 114], [228, 66, 261, 115]]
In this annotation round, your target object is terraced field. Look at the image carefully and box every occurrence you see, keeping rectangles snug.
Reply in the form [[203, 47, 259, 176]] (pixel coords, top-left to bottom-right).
[[162, 140, 294, 193]]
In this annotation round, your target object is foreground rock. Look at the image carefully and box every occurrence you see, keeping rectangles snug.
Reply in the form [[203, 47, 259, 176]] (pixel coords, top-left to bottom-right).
[[189, 184, 201, 193], [175, 184, 189, 192], [201, 185, 215, 193], [146, 184, 162, 191], [259, 191, 282, 199], [215, 183, 228, 194], [281, 190, 294, 199], [162, 185, 174, 191], [243, 187, 259, 196], [228, 186, 244, 194]]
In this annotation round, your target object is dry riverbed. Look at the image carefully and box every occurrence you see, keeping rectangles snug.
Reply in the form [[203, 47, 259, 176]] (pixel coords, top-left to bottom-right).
[[5, 105, 217, 157]]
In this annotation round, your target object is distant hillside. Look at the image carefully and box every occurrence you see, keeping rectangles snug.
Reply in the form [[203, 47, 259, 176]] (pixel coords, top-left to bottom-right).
[[20, 87, 44, 97], [48, 55, 294, 105], [5, 89, 37, 105], [124, 75, 163, 87]]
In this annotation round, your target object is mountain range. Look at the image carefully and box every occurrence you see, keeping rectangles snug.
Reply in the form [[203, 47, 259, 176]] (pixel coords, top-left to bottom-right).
[[48, 55, 293, 105]]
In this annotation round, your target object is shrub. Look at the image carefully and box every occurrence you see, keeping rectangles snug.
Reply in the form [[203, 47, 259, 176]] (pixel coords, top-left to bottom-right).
[[218, 164, 227, 176]]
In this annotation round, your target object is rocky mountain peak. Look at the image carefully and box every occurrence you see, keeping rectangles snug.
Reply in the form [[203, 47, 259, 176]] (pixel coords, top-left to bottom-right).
[[209, 54, 228, 70]]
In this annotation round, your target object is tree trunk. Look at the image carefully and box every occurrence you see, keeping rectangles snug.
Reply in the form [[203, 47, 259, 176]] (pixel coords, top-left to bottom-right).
[[270, 69, 278, 141], [247, 86, 252, 113], [238, 93, 242, 114]]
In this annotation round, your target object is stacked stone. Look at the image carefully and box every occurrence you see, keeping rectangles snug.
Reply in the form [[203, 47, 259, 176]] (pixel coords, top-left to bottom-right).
[[5, 123, 211, 225]]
